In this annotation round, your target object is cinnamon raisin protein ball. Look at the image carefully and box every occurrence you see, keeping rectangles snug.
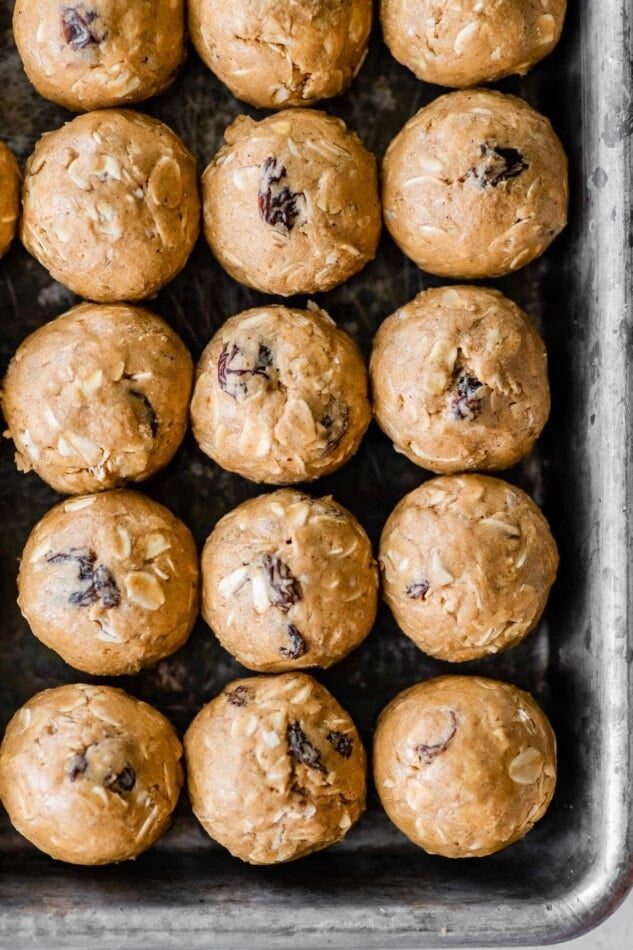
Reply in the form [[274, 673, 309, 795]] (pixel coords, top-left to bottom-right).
[[190, 305, 371, 484], [189, 0, 372, 109], [0, 141, 20, 258], [185, 673, 366, 864], [0, 684, 183, 865], [379, 475, 559, 662], [374, 676, 557, 857], [370, 285, 550, 473], [13, 0, 185, 112], [2, 303, 193, 495], [18, 491, 199, 676], [201, 489, 378, 671], [20, 110, 200, 301], [382, 89, 568, 279], [202, 109, 381, 295]]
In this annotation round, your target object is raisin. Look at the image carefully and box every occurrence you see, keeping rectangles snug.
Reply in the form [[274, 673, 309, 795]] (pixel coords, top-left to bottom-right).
[[226, 685, 251, 707], [217, 342, 275, 400], [258, 157, 305, 232], [320, 400, 350, 452], [279, 624, 307, 660], [104, 765, 136, 794], [287, 722, 326, 773], [326, 730, 354, 759], [450, 371, 483, 422], [468, 143, 529, 188], [129, 389, 158, 438], [61, 7, 104, 49], [416, 711, 458, 765], [68, 750, 88, 781], [406, 579, 430, 599], [258, 554, 301, 611], [48, 548, 121, 609]]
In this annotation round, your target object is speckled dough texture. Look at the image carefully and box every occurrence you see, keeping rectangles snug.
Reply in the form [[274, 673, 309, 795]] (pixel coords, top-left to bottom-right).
[[382, 89, 568, 279], [184, 673, 366, 864], [379, 475, 559, 662], [2, 303, 193, 495], [202, 110, 381, 295], [0, 141, 20, 257], [0, 684, 183, 865], [20, 109, 200, 302], [381, 0, 566, 88], [201, 489, 378, 671], [370, 285, 550, 473], [18, 491, 199, 676], [190, 305, 371, 484], [188, 0, 372, 109], [13, 0, 185, 112]]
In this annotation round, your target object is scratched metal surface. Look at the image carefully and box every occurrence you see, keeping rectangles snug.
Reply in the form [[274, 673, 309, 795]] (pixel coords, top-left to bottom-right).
[[0, 0, 632, 947]]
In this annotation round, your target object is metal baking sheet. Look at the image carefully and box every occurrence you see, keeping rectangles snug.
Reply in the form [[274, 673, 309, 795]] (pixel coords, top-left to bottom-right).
[[0, 0, 632, 946]]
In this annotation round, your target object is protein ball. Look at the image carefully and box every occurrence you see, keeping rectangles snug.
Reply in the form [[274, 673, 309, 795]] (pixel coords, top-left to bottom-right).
[[190, 304, 371, 484], [202, 109, 381, 295], [379, 475, 559, 662], [381, 0, 566, 88], [382, 89, 568, 279], [374, 676, 557, 858], [201, 489, 378, 671], [188, 0, 372, 109], [13, 0, 185, 112], [20, 109, 200, 302], [370, 285, 550, 473], [2, 302, 193, 495], [0, 141, 20, 258], [184, 673, 366, 864], [18, 491, 199, 676], [0, 683, 183, 865]]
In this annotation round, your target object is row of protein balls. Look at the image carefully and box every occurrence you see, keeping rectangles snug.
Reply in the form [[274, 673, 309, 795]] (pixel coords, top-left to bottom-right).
[[0, 673, 557, 866]]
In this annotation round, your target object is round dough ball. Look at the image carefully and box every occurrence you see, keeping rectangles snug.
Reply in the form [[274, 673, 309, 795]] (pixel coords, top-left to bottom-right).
[[370, 285, 550, 473], [20, 109, 200, 302], [13, 0, 185, 112], [202, 110, 381, 295], [0, 141, 20, 258], [2, 302, 193, 495], [201, 489, 378, 671], [188, 0, 372, 109], [381, 0, 566, 88], [184, 673, 366, 864], [0, 683, 183, 865], [190, 305, 371, 484], [382, 89, 568, 279], [373, 675, 557, 857], [18, 491, 199, 676], [379, 475, 559, 662]]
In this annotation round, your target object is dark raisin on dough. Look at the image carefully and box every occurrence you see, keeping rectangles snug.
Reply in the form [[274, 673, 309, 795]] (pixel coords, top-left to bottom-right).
[[450, 371, 483, 422], [320, 400, 350, 452], [406, 579, 430, 600], [258, 554, 301, 611], [129, 389, 159, 437], [416, 711, 458, 765], [287, 722, 326, 773], [326, 730, 354, 759], [279, 624, 307, 660], [258, 157, 305, 232], [47, 548, 121, 609], [68, 750, 89, 782], [61, 8, 104, 49], [226, 685, 251, 707], [104, 765, 136, 794], [468, 143, 529, 188], [217, 342, 275, 399]]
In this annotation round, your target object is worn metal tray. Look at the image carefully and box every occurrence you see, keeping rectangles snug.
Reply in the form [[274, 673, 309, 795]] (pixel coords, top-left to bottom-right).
[[0, 0, 632, 946]]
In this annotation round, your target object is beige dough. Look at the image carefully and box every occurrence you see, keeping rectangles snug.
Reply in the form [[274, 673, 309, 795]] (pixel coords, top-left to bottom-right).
[[13, 0, 185, 112], [20, 109, 200, 302], [0, 142, 20, 258], [379, 474, 559, 662], [189, 0, 372, 109], [18, 491, 199, 676], [201, 489, 378, 671], [202, 110, 381, 295], [2, 302, 193, 495], [184, 672, 366, 864], [381, 0, 566, 88], [370, 285, 550, 473], [0, 683, 183, 865], [374, 675, 557, 857], [190, 304, 371, 484], [382, 89, 568, 279]]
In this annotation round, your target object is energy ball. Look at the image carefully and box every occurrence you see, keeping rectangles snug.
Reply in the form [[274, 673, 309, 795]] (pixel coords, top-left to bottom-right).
[[379, 475, 559, 662], [382, 89, 568, 279], [190, 305, 371, 484], [18, 491, 199, 676], [0, 142, 20, 258], [13, 0, 185, 112], [0, 683, 183, 865], [374, 676, 557, 858], [184, 673, 366, 864], [2, 302, 193, 495], [21, 109, 200, 302], [188, 0, 372, 109], [202, 110, 381, 295], [370, 285, 550, 473], [381, 0, 566, 88], [201, 489, 378, 671]]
